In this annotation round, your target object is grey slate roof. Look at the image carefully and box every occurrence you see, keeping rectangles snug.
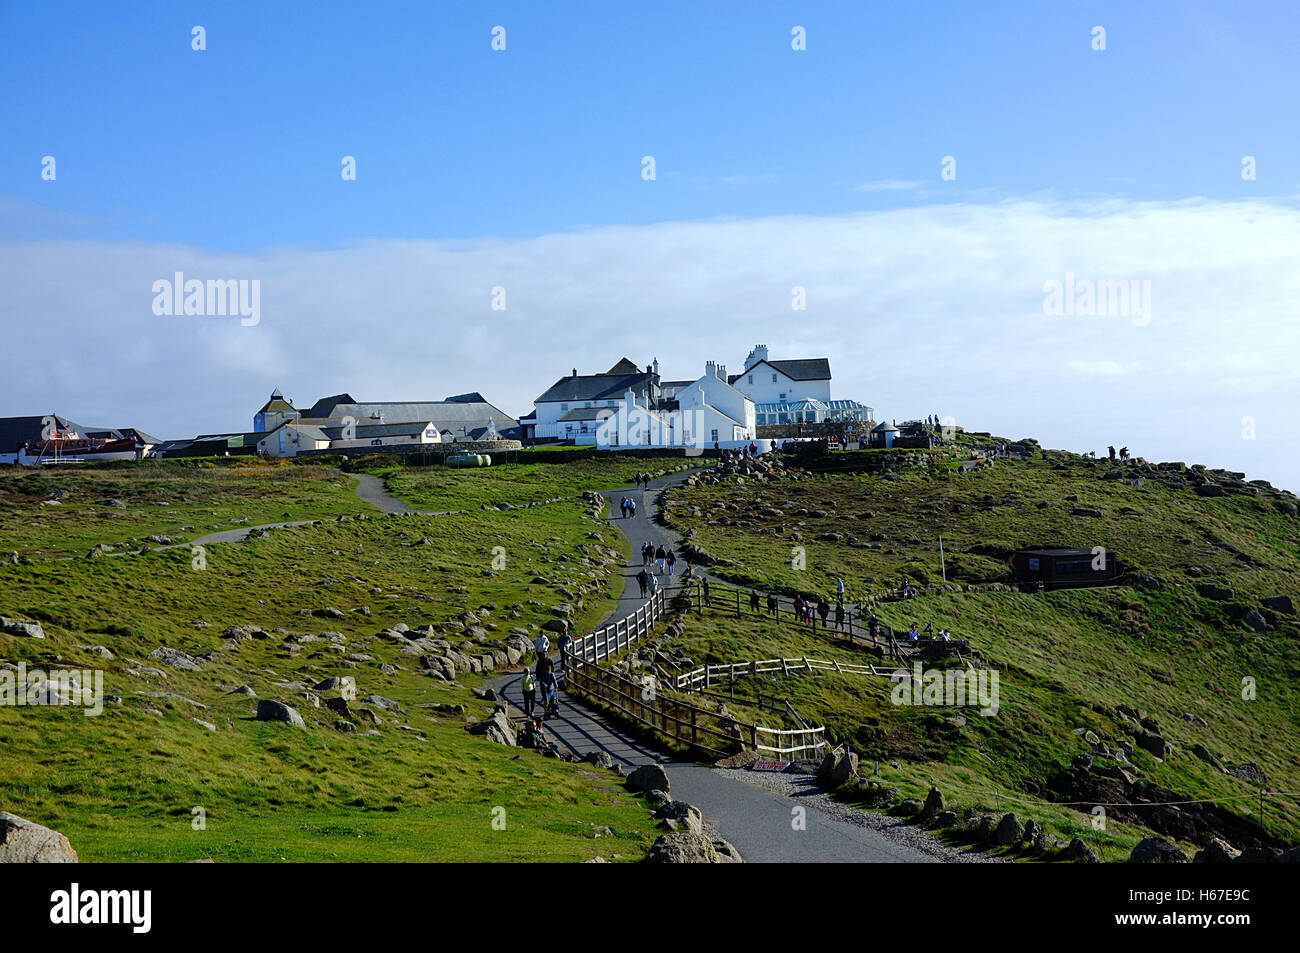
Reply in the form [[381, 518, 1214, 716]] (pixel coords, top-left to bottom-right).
[[729, 358, 831, 384], [0, 415, 87, 452], [535, 371, 654, 404]]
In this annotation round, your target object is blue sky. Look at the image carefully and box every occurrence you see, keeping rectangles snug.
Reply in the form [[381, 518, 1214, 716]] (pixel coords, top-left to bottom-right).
[[5, 2, 1297, 245], [4, 2, 1300, 489]]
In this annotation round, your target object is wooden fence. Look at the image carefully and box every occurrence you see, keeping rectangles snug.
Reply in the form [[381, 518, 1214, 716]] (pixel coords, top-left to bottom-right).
[[569, 589, 666, 664], [565, 656, 827, 761], [559, 588, 827, 762], [674, 655, 897, 692]]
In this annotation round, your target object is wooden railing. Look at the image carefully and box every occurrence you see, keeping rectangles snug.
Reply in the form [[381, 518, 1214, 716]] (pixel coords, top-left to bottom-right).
[[561, 588, 827, 762], [570, 589, 666, 664], [674, 655, 896, 691]]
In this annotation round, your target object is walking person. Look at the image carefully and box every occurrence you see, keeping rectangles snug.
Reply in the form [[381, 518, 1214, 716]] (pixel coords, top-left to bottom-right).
[[534, 631, 550, 659], [558, 628, 573, 672], [702, 577, 711, 605], [817, 597, 830, 628], [521, 667, 537, 716], [767, 592, 778, 616], [666, 549, 676, 576], [750, 589, 761, 613], [637, 567, 649, 598], [655, 545, 666, 574], [834, 600, 845, 631]]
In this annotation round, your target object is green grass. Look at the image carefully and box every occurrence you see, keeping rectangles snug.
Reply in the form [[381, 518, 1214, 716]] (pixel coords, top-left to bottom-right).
[[0, 458, 369, 558], [654, 450, 1300, 856], [0, 485, 658, 861], [373, 453, 698, 512]]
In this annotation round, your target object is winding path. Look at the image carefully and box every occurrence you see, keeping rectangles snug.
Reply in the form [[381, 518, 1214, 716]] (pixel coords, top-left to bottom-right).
[[491, 468, 941, 863]]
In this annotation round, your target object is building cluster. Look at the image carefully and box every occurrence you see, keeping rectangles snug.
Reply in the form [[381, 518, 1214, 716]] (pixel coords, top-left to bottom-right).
[[1, 344, 874, 463]]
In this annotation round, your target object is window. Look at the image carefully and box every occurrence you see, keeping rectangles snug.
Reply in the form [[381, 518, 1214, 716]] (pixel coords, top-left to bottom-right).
[[560, 403, 568, 412], [711, 429, 719, 442], [1028, 557, 1040, 571], [371, 439, 382, 447], [779, 392, 787, 401], [747, 375, 753, 384], [772, 373, 778, 383], [584, 402, 592, 408]]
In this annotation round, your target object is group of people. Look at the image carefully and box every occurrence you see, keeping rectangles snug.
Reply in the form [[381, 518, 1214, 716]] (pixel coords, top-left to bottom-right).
[[715, 443, 760, 464], [618, 496, 638, 518], [1107, 445, 1132, 462], [521, 629, 574, 721], [631, 472, 653, 489], [635, 566, 663, 598], [641, 541, 678, 574], [906, 622, 952, 643]]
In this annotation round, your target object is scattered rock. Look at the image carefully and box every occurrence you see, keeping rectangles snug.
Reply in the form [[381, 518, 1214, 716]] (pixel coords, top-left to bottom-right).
[[0, 812, 78, 862], [255, 699, 306, 727], [1130, 837, 1188, 863], [626, 763, 671, 795]]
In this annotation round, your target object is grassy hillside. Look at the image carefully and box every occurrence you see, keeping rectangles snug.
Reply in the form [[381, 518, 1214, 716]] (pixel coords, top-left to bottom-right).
[[371, 454, 694, 512], [656, 444, 1300, 858], [0, 458, 366, 558], [0, 468, 658, 861]]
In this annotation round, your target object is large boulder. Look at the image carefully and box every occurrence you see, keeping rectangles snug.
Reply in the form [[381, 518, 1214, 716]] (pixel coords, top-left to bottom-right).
[[994, 813, 1023, 846], [313, 676, 357, 700], [1194, 838, 1242, 864], [815, 745, 858, 787], [467, 710, 515, 746], [1133, 730, 1168, 760], [626, 763, 671, 795], [646, 831, 729, 863], [1130, 837, 1188, 863], [1262, 595, 1295, 614], [0, 812, 78, 862], [255, 699, 306, 727], [0, 617, 45, 639], [148, 646, 203, 671], [652, 800, 704, 835]]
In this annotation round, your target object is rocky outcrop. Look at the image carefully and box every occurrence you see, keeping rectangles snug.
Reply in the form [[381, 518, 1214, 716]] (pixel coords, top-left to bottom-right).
[[646, 831, 742, 863], [255, 699, 306, 727], [1, 617, 45, 639], [816, 745, 858, 787], [0, 812, 78, 862], [626, 763, 670, 795], [1129, 837, 1188, 863]]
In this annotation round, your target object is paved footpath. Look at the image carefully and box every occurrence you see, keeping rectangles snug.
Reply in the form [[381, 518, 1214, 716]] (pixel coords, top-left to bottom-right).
[[492, 468, 937, 863]]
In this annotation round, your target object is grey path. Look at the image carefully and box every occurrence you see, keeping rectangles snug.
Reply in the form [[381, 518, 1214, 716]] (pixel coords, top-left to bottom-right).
[[492, 467, 939, 863]]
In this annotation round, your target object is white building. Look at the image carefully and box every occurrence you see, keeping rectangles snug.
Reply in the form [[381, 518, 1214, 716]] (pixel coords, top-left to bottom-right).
[[593, 361, 756, 451], [729, 344, 872, 425], [257, 419, 442, 457], [530, 358, 660, 443]]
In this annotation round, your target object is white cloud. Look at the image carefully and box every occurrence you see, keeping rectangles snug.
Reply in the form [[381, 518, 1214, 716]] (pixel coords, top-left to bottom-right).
[[3, 197, 1300, 489]]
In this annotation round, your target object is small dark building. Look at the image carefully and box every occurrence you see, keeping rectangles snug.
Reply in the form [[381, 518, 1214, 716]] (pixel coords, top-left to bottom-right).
[[1011, 547, 1121, 591]]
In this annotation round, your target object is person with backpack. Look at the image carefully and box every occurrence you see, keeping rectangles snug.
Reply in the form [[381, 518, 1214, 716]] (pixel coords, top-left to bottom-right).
[[637, 567, 649, 598], [665, 549, 676, 575], [520, 667, 537, 716], [749, 589, 761, 613], [655, 545, 666, 574]]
